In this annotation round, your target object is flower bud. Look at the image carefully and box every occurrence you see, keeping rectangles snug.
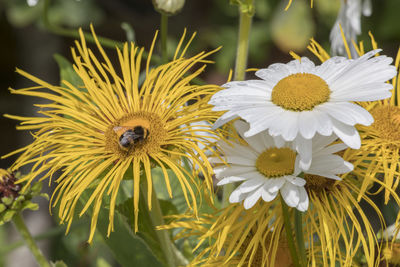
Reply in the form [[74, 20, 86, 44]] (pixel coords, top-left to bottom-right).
[[152, 0, 185, 15], [0, 169, 47, 225]]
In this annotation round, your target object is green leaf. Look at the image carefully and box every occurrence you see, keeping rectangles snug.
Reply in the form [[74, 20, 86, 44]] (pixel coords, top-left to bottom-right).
[[78, 190, 163, 267], [1, 197, 13, 206], [21, 202, 39, 211], [116, 197, 166, 266], [30, 181, 43, 194], [53, 54, 83, 88], [97, 211, 163, 267], [0, 204, 6, 213], [3, 210, 16, 222], [151, 167, 189, 213]]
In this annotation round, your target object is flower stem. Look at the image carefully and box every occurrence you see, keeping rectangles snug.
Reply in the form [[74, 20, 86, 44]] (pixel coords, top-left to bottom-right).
[[142, 178, 176, 267], [233, 2, 253, 81], [12, 214, 51, 267], [280, 195, 301, 267], [161, 13, 168, 63], [295, 209, 307, 267]]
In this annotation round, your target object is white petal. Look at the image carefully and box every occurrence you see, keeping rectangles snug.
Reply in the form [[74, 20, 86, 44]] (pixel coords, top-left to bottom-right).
[[296, 187, 309, 211], [267, 178, 286, 193], [262, 186, 279, 202], [281, 182, 300, 208], [234, 120, 266, 153], [217, 176, 248, 186], [331, 118, 361, 149], [284, 176, 306, 187], [215, 166, 257, 179], [295, 136, 312, 170], [268, 111, 300, 141], [317, 102, 373, 126], [235, 177, 265, 194], [229, 189, 246, 203], [244, 187, 263, 209], [298, 111, 318, 139]]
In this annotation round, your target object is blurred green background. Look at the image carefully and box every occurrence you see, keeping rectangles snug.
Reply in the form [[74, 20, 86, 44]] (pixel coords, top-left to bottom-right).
[[0, 0, 399, 266]]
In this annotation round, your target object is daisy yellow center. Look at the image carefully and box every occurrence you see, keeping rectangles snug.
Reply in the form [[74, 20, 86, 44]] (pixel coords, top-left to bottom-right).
[[271, 73, 330, 111], [255, 147, 296, 177], [370, 106, 400, 141], [304, 174, 336, 193], [105, 112, 167, 158]]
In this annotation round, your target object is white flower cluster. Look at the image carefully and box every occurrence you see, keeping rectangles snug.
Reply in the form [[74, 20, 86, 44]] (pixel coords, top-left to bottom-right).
[[209, 51, 396, 211], [330, 0, 372, 57]]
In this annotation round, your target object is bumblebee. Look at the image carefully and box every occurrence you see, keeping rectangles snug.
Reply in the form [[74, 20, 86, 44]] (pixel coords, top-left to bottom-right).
[[114, 125, 149, 150]]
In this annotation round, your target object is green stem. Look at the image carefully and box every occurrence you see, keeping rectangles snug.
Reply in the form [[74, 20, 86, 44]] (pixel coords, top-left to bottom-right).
[[142, 178, 176, 267], [295, 209, 307, 267], [12, 214, 51, 267], [233, 3, 253, 81], [161, 13, 168, 63], [280, 195, 301, 267]]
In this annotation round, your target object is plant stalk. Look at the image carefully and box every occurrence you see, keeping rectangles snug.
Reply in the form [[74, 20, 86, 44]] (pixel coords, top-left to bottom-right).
[[161, 13, 168, 63], [295, 209, 307, 267], [233, 4, 253, 81], [12, 214, 51, 267], [142, 178, 176, 267], [280, 195, 301, 267]]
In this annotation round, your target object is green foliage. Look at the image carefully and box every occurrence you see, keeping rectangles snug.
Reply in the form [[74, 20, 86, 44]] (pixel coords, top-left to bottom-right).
[[53, 54, 83, 88], [0, 180, 48, 225]]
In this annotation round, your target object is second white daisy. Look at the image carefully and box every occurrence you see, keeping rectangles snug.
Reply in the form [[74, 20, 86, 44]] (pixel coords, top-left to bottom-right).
[[211, 121, 353, 211]]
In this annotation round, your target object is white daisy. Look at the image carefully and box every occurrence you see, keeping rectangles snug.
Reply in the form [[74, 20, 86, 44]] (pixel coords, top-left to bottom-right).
[[211, 121, 353, 211], [330, 0, 372, 57], [210, 50, 396, 169]]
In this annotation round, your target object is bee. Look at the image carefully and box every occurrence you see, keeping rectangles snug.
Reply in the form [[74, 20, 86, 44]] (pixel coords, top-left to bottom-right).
[[114, 125, 149, 150]]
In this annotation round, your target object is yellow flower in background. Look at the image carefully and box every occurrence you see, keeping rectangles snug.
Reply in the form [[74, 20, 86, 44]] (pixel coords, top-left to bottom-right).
[[161, 201, 287, 267], [307, 35, 400, 205], [2, 26, 222, 242], [304, 174, 384, 266]]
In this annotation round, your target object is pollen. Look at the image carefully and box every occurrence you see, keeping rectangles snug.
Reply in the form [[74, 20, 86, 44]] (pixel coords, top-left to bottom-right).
[[304, 174, 336, 193], [271, 73, 330, 111], [256, 147, 296, 178], [105, 112, 167, 158], [370, 106, 400, 141]]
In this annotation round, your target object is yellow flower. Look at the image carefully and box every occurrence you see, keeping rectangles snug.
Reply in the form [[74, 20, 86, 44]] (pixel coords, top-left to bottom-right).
[[161, 202, 287, 267], [304, 173, 383, 266], [307, 34, 400, 204], [3, 26, 222, 242]]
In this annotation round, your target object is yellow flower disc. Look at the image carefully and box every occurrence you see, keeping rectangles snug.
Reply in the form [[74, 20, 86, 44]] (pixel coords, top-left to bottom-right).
[[370, 106, 400, 141], [256, 147, 296, 177], [304, 174, 336, 193], [271, 73, 330, 111], [105, 111, 167, 158]]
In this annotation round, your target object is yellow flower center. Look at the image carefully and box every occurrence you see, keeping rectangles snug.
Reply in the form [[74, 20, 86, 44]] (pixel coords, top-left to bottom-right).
[[370, 106, 400, 141], [271, 73, 330, 111], [256, 147, 296, 177], [105, 112, 167, 158], [304, 174, 336, 193]]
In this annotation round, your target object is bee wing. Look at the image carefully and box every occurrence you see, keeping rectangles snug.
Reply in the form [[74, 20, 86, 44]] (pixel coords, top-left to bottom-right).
[[113, 126, 124, 132]]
